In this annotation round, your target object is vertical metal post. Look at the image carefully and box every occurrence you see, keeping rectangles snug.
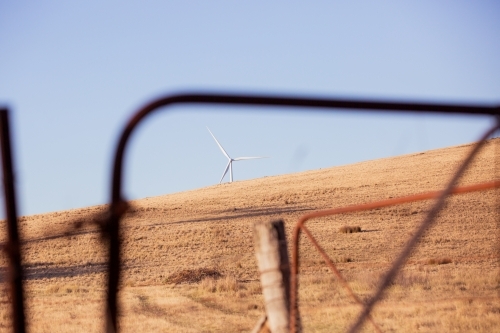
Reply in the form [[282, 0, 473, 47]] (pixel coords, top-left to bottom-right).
[[106, 210, 121, 333], [0, 109, 26, 333]]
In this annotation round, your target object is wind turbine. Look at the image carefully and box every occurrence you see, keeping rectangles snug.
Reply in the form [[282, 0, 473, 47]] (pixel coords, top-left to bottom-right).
[[207, 127, 268, 184]]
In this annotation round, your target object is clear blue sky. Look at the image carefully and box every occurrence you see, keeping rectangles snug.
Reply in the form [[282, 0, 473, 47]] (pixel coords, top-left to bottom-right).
[[1, 1, 500, 215]]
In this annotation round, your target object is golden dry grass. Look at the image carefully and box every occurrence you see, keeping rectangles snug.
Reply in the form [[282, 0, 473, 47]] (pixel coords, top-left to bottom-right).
[[0, 138, 499, 332]]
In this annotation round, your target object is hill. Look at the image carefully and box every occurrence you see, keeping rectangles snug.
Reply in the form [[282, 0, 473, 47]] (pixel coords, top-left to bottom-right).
[[1, 138, 499, 332]]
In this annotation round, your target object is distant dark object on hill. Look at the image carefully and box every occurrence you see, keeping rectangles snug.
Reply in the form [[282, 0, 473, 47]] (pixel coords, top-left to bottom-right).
[[338, 226, 362, 234]]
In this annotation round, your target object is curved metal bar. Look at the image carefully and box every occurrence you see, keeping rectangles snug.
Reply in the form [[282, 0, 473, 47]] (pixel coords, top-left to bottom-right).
[[346, 122, 500, 332], [289, 123, 500, 333], [106, 92, 500, 332], [290, 181, 500, 332]]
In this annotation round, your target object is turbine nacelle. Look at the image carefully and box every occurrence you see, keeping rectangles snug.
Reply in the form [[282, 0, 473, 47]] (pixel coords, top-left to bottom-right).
[[207, 127, 268, 184]]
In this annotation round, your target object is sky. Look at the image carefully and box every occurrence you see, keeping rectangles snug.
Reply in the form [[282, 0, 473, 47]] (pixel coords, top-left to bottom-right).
[[1, 1, 500, 216]]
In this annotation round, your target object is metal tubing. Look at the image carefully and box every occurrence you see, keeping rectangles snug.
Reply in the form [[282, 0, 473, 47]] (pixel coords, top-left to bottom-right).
[[107, 92, 500, 332], [0, 109, 26, 333], [289, 180, 500, 332], [347, 122, 500, 333], [288, 123, 500, 333]]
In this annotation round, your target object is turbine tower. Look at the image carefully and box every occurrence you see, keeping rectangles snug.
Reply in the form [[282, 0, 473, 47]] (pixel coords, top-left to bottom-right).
[[207, 127, 268, 184]]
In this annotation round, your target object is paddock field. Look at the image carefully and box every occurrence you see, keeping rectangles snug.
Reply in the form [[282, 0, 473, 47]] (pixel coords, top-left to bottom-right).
[[1, 138, 499, 332]]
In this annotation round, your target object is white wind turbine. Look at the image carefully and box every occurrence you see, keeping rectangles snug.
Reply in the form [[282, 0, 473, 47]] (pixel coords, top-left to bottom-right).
[[207, 127, 268, 184]]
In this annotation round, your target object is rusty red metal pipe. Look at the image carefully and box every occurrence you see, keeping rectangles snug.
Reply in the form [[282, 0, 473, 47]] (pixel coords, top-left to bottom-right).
[[289, 123, 500, 333]]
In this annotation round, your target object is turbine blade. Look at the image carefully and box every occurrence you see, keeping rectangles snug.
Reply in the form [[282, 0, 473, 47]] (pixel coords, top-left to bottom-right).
[[230, 161, 233, 183], [207, 127, 231, 159], [219, 161, 231, 184], [233, 156, 269, 161]]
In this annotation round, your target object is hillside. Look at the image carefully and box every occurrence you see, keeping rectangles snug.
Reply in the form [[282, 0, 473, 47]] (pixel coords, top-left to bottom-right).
[[1, 138, 499, 332]]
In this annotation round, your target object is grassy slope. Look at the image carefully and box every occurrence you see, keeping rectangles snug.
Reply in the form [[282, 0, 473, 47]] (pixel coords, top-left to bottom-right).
[[0, 138, 499, 332]]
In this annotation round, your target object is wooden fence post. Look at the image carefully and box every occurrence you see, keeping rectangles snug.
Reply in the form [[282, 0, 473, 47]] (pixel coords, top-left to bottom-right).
[[254, 220, 300, 333]]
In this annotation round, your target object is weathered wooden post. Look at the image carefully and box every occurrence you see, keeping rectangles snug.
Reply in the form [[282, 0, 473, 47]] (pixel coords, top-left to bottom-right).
[[254, 220, 300, 333]]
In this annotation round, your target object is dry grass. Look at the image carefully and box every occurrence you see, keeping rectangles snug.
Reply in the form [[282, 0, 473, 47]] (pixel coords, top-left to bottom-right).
[[44, 284, 90, 295], [132, 294, 166, 317], [199, 275, 239, 293], [2, 138, 499, 332]]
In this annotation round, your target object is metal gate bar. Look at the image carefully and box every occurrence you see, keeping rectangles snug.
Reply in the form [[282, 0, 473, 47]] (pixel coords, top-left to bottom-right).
[[289, 124, 500, 333], [0, 109, 26, 333], [107, 93, 500, 332]]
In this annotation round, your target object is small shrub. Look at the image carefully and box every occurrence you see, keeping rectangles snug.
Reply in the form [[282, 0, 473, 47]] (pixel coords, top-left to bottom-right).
[[165, 268, 222, 284], [426, 258, 452, 265], [337, 256, 353, 263], [339, 226, 362, 234]]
